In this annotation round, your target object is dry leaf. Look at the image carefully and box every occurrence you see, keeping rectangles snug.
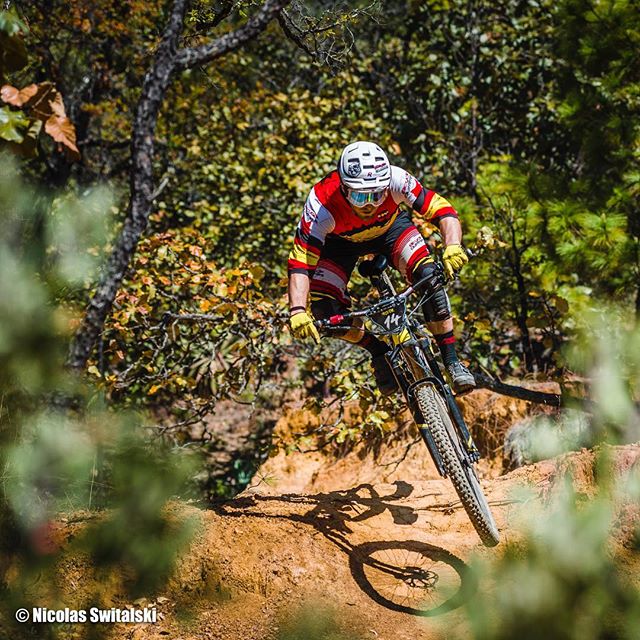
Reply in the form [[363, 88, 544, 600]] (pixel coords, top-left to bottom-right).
[[1, 83, 38, 107], [48, 91, 66, 118], [45, 113, 80, 158]]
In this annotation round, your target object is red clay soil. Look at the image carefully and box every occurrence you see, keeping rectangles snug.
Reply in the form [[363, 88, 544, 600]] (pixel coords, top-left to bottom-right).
[[14, 441, 640, 640]]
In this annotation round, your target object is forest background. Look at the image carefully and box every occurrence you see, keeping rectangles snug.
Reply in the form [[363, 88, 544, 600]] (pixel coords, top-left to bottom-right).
[[0, 0, 639, 636]]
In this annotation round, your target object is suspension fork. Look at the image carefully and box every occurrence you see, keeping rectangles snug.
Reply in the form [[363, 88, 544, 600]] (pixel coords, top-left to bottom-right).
[[393, 339, 481, 465], [444, 393, 480, 462], [387, 346, 448, 477]]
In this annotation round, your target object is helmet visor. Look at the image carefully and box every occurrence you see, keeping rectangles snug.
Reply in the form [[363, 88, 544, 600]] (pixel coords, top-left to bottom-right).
[[345, 187, 388, 208]]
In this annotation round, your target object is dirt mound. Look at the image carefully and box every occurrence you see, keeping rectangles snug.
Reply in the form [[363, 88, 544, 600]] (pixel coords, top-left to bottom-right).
[[18, 444, 640, 640], [257, 385, 559, 495], [457, 381, 560, 456]]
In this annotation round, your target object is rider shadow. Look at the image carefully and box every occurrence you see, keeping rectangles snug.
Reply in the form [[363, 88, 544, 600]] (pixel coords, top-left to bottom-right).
[[214, 480, 476, 617]]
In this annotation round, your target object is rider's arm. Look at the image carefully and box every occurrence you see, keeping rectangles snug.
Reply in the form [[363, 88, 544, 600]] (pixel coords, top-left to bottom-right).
[[434, 203, 468, 278], [438, 215, 463, 246], [288, 272, 311, 312], [287, 187, 335, 313]]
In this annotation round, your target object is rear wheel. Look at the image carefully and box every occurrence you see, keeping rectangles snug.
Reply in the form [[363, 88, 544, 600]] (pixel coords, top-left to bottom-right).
[[415, 383, 500, 547]]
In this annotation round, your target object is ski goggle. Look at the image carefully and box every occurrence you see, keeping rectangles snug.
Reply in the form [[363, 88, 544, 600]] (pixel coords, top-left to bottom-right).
[[345, 187, 388, 208]]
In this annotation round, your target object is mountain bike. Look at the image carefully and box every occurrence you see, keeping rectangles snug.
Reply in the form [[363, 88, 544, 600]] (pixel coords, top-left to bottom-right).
[[315, 255, 500, 547]]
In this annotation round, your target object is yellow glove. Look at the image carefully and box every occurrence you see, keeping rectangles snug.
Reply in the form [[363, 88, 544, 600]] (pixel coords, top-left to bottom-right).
[[289, 311, 320, 344], [443, 244, 469, 279]]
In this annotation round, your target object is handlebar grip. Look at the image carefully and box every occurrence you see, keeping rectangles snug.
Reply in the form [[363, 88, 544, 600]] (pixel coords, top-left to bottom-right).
[[315, 314, 345, 328]]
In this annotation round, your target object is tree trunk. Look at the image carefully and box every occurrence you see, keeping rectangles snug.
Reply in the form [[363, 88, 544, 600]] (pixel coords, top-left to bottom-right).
[[67, 0, 291, 371], [466, 0, 482, 203], [508, 221, 536, 373], [514, 264, 536, 373], [67, 0, 188, 371]]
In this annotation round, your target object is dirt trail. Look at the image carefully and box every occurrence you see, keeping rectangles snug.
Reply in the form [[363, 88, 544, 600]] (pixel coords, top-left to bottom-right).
[[43, 442, 640, 640], [12, 390, 636, 639]]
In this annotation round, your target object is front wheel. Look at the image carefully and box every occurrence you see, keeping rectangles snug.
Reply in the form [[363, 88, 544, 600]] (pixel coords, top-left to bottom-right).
[[415, 383, 500, 547]]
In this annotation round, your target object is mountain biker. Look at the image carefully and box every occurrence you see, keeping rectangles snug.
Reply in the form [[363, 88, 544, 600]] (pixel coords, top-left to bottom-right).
[[287, 140, 475, 396]]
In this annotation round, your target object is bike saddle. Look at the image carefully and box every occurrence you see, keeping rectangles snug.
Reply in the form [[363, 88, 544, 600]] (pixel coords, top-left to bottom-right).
[[358, 254, 388, 278]]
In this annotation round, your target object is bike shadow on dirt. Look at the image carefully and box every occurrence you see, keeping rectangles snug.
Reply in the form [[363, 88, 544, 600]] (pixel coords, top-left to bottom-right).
[[213, 480, 476, 617]]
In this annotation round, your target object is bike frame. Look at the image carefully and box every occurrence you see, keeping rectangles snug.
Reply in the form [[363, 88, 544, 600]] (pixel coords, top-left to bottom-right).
[[317, 263, 480, 477]]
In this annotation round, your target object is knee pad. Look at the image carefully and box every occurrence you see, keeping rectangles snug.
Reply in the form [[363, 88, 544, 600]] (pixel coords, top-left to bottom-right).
[[412, 262, 451, 323], [422, 288, 451, 322]]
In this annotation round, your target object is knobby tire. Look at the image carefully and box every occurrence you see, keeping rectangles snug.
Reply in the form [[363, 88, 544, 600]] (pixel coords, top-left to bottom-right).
[[415, 384, 500, 547]]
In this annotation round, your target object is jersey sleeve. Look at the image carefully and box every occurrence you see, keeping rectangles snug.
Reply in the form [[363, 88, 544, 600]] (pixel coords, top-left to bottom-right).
[[389, 165, 459, 227], [288, 187, 336, 276]]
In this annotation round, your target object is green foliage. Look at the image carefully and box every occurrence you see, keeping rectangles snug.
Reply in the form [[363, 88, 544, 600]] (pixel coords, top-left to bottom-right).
[[564, 309, 640, 439], [0, 7, 28, 82], [0, 103, 28, 141], [461, 319, 640, 639], [0, 158, 196, 636], [357, 0, 562, 191], [81, 416, 197, 596], [452, 140, 639, 374], [451, 161, 574, 374], [553, 0, 640, 191], [464, 468, 640, 640]]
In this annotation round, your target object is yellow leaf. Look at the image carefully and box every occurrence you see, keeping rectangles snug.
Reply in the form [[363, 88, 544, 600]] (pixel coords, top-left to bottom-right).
[[250, 264, 265, 281], [199, 299, 214, 312]]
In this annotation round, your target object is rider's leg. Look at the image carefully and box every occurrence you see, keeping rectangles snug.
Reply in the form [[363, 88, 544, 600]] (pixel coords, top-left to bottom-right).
[[383, 214, 475, 393], [412, 259, 476, 393], [309, 254, 398, 395]]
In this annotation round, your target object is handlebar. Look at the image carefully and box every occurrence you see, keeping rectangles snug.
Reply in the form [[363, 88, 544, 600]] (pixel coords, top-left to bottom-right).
[[314, 261, 447, 329]]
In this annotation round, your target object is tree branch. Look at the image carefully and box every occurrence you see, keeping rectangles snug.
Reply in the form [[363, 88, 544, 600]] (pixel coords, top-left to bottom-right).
[[473, 372, 561, 406], [472, 371, 595, 412], [277, 11, 315, 59], [174, 0, 291, 71]]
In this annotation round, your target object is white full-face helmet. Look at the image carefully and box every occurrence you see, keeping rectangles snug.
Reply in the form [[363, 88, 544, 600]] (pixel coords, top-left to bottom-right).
[[338, 141, 391, 209]]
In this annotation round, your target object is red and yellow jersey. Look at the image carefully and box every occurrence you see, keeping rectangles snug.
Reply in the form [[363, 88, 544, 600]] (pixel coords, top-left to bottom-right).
[[288, 167, 458, 275]]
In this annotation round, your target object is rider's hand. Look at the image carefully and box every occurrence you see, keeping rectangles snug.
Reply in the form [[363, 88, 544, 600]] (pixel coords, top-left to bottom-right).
[[443, 244, 469, 279], [289, 310, 320, 344]]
